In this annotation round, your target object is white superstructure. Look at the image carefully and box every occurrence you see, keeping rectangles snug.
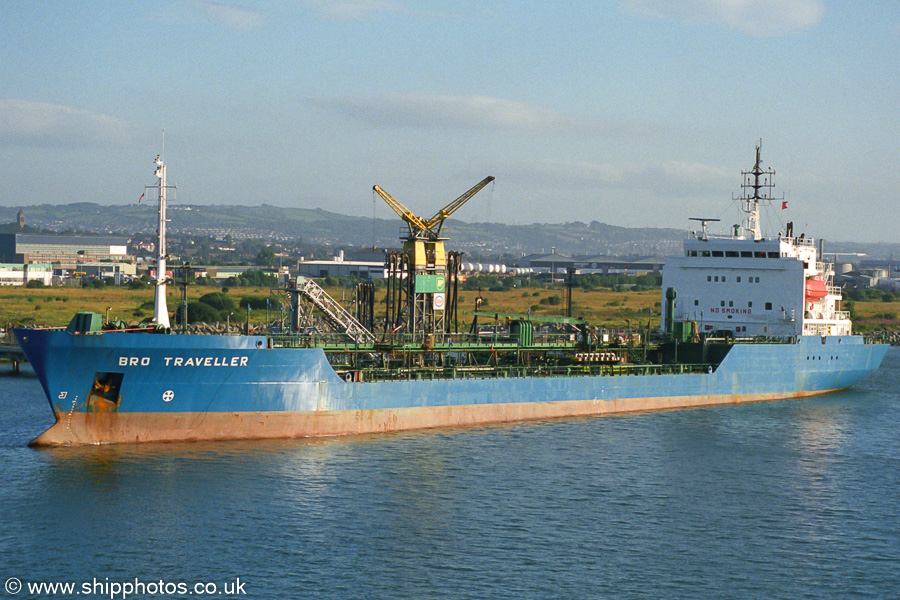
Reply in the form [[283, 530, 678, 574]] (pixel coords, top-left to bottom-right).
[[662, 145, 850, 338]]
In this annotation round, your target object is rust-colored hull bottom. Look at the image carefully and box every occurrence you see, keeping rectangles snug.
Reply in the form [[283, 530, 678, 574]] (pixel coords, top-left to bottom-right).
[[30, 390, 841, 447]]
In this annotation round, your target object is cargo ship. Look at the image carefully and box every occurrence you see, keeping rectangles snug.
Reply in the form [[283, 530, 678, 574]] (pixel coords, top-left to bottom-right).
[[14, 146, 888, 446]]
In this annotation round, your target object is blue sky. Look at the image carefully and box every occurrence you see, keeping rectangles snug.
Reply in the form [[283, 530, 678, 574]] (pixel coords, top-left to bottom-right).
[[1, 0, 897, 242]]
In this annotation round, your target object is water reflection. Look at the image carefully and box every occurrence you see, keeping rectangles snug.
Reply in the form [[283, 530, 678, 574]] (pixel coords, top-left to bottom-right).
[[2, 351, 898, 599]]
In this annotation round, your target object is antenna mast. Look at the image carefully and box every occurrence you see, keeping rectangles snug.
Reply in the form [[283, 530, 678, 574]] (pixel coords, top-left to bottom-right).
[[148, 154, 176, 328], [738, 141, 779, 240]]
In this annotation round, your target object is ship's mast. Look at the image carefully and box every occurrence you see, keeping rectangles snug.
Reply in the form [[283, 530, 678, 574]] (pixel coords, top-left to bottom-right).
[[148, 154, 175, 328], [739, 142, 778, 241]]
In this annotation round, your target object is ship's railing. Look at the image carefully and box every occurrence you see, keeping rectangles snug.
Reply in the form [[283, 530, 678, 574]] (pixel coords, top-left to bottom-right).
[[783, 236, 816, 247], [803, 323, 826, 336], [268, 329, 585, 349], [350, 361, 715, 382], [802, 319, 852, 336], [731, 335, 795, 344], [270, 332, 367, 349]]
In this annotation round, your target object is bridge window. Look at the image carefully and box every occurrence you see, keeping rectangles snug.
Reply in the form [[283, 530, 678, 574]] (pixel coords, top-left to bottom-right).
[[712, 251, 724, 257], [765, 302, 773, 310], [737, 276, 741, 282]]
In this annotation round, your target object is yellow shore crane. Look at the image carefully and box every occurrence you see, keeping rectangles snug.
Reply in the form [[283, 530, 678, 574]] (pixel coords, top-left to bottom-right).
[[373, 176, 494, 339]]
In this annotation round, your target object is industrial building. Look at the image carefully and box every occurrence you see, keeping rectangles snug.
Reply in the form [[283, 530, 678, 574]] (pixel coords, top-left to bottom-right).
[[575, 256, 665, 274], [295, 259, 386, 279], [164, 265, 288, 284], [0, 233, 130, 268], [296, 251, 386, 279], [518, 252, 575, 273], [515, 253, 664, 275], [0, 263, 53, 286], [76, 262, 138, 280]]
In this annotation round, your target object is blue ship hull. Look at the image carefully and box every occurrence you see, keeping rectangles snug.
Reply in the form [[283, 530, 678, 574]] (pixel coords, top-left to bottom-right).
[[13, 328, 888, 445]]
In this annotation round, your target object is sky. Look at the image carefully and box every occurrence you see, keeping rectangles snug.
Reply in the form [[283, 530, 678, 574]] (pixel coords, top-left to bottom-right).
[[1, 0, 897, 243]]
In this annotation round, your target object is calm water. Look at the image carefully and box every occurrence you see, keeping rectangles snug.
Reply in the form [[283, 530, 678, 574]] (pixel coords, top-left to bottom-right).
[[1, 350, 898, 600]]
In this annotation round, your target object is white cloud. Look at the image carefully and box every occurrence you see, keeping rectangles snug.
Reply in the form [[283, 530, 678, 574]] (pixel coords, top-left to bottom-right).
[[620, 0, 825, 37], [312, 94, 651, 136], [301, 0, 400, 20], [188, 1, 264, 30], [521, 158, 732, 194], [530, 159, 645, 184], [0, 99, 134, 146], [660, 160, 733, 184]]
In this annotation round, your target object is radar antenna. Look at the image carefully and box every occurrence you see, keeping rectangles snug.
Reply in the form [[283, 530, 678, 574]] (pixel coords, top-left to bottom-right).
[[689, 217, 720, 240]]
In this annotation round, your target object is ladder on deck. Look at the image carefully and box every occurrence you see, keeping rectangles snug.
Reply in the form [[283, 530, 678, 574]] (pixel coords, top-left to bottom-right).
[[294, 278, 376, 345]]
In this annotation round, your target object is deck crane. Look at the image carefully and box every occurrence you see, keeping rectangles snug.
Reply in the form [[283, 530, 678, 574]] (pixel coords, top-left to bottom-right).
[[373, 175, 494, 241], [373, 176, 494, 340]]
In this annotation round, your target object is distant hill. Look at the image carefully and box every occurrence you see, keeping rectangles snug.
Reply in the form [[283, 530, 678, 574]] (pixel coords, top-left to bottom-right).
[[0, 203, 686, 257], [1, 203, 895, 259]]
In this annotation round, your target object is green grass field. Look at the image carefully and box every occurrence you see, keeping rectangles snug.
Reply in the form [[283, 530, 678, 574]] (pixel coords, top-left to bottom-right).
[[1, 283, 661, 329], [1, 283, 896, 332]]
